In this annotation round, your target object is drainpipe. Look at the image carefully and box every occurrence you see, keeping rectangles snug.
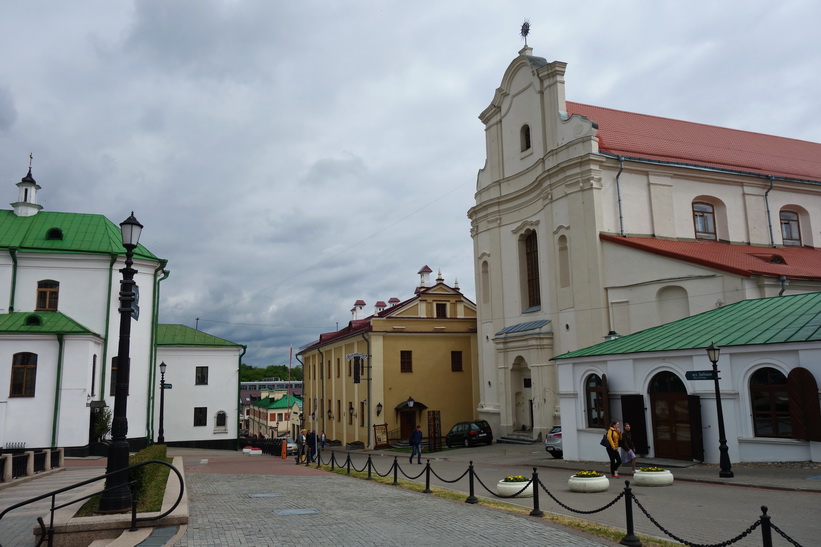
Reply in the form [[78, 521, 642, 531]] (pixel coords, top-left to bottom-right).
[[100, 254, 118, 400], [295, 353, 307, 437], [615, 156, 625, 236], [147, 262, 169, 444], [764, 176, 775, 247], [51, 334, 65, 448], [361, 332, 371, 448], [779, 275, 789, 296], [236, 345, 247, 448], [317, 347, 325, 435], [8, 248, 18, 312]]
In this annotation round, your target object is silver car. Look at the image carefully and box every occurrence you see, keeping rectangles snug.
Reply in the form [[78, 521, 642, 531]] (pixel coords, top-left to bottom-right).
[[544, 425, 563, 459]]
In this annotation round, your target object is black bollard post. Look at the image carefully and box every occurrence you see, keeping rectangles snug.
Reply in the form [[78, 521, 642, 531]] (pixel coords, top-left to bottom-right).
[[346, 453, 351, 475], [366, 455, 373, 480], [330, 451, 335, 471], [465, 461, 478, 504], [423, 459, 432, 493], [619, 481, 642, 547], [392, 456, 399, 485], [529, 467, 543, 517], [760, 506, 772, 547]]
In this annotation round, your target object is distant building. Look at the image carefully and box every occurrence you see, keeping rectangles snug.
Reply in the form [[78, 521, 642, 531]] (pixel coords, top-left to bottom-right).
[[248, 393, 302, 439], [240, 379, 303, 431], [468, 46, 821, 445], [298, 267, 478, 448]]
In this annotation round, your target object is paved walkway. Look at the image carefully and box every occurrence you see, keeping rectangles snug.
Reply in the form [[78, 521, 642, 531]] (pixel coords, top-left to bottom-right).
[[1, 444, 819, 546]]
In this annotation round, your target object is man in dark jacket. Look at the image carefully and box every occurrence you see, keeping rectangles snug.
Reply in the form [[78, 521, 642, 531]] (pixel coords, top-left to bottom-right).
[[409, 425, 423, 464], [306, 430, 317, 462]]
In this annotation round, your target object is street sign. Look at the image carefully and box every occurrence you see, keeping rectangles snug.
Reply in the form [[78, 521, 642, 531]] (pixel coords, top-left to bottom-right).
[[162, 383, 173, 389], [685, 370, 715, 381]]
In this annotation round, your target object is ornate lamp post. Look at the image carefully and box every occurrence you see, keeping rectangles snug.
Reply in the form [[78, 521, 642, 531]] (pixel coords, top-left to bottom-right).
[[99, 212, 143, 512], [706, 343, 734, 478], [157, 362, 167, 444]]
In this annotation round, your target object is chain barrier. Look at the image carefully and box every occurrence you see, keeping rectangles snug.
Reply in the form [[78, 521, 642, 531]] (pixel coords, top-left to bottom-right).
[[348, 454, 369, 473], [631, 493, 760, 547], [370, 459, 395, 478], [769, 522, 803, 547], [428, 466, 469, 484], [536, 476, 624, 514]]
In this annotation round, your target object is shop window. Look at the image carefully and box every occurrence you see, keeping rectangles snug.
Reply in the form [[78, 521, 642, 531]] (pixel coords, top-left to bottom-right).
[[750, 368, 790, 438], [585, 374, 606, 428]]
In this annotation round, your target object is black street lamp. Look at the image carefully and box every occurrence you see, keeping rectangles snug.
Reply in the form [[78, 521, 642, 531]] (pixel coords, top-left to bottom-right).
[[99, 212, 143, 512], [158, 361, 167, 444], [706, 343, 734, 478]]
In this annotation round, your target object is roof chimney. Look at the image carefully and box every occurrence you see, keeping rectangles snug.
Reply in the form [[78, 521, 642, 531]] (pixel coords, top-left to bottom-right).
[[388, 297, 400, 307], [418, 265, 432, 288], [375, 301, 387, 314], [351, 299, 366, 320]]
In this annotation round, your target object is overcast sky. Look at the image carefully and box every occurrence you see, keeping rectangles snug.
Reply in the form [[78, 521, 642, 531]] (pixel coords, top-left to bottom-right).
[[2, 1, 820, 367]]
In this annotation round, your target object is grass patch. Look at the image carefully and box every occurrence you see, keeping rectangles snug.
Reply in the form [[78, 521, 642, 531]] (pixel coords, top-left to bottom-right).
[[75, 444, 172, 516], [319, 463, 679, 547]]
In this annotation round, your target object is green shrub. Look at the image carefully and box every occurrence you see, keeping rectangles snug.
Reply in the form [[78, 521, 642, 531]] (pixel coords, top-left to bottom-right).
[[128, 444, 168, 503]]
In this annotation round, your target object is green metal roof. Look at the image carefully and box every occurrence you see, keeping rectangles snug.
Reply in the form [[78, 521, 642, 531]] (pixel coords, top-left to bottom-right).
[[156, 324, 243, 347], [251, 395, 302, 409], [554, 292, 821, 360], [0, 210, 158, 260], [0, 312, 97, 335]]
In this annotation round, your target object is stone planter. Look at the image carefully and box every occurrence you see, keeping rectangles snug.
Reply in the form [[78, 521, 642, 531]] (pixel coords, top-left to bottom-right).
[[568, 475, 610, 492], [496, 480, 533, 497], [633, 469, 674, 486]]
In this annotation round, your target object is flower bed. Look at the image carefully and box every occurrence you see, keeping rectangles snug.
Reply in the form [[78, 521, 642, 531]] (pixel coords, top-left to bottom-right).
[[568, 470, 609, 492], [634, 467, 674, 486], [497, 475, 533, 497]]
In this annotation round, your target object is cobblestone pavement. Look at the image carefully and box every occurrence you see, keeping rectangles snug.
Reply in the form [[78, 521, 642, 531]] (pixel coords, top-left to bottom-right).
[[174, 471, 610, 547], [175, 457, 610, 547]]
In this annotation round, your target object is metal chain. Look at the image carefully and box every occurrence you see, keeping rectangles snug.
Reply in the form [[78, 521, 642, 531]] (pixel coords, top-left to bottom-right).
[[535, 477, 624, 514], [397, 464, 426, 480], [348, 457, 369, 473], [472, 474, 533, 498], [429, 466, 469, 484], [371, 462, 394, 478], [770, 523, 804, 547], [632, 493, 760, 547]]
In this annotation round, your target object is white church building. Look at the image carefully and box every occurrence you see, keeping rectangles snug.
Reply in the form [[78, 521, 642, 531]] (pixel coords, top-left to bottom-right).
[[468, 44, 821, 453], [0, 166, 242, 454]]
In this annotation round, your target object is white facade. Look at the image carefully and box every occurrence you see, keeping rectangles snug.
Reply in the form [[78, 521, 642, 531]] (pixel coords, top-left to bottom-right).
[[156, 345, 242, 445]]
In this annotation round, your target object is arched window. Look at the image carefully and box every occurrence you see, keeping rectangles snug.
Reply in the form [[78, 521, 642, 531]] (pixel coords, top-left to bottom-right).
[[10, 352, 37, 397], [657, 286, 689, 324], [520, 124, 531, 152], [750, 367, 790, 438], [36, 280, 59, 311], [557, 235, 570, 288], [585, 374, 607, 428], [780, 210, 801, 246], [521, 231, 541, 309], [481, 261, 490, 304], [692, 202, 716, 240], [216, 411, 227, 428]]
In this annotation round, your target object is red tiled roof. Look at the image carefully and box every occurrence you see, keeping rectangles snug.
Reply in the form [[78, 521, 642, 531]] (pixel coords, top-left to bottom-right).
[[601, 234, 821, 280], [567, 102, 821, 182]]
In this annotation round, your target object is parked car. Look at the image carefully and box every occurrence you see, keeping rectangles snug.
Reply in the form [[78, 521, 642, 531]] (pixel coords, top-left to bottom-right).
[[445, 420, 493, 447], [544, 425, 563, 459]]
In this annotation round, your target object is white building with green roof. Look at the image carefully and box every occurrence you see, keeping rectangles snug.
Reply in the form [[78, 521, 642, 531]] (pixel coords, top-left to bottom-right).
[[554, 292, 821, 463], [0, 167, 243, 453]]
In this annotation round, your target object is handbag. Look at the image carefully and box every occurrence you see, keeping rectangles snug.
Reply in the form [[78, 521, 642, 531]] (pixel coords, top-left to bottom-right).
[[600, 433, 609, 447]]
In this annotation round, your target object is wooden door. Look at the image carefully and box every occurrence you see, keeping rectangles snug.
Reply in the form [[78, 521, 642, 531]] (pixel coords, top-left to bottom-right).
[[649, 372, 692, 460], [400, 411, 415, 440]]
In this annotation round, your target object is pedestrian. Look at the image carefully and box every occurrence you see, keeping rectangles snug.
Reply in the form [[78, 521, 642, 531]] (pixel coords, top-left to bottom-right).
[[296, 429, 307, 463], [320, 431, 326, 449], [409, 424, 423, 464], [306, 429, 317, 462], [620, 422, 637, 473], [605, 421, 622, 478]]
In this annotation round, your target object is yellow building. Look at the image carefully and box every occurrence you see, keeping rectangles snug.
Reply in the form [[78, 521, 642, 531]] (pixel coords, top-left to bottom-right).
[[298, 267, 478, 448]]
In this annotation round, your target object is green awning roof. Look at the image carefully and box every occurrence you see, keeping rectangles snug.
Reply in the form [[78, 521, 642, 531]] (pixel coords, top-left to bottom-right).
[[554, 292, 821, 360], [0, 210, 158, 260], [0, 312, 97, 335], [156, 324, 243, 347], [252, 395, 302, 409]]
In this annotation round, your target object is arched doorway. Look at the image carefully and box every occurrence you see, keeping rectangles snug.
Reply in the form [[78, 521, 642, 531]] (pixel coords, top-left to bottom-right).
[[510, 357, 532, 431], [649, 371, 695, 460]]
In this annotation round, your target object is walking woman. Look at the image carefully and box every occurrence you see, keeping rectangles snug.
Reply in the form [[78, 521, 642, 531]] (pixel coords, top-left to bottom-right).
[[605, 421, 622, 478]]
